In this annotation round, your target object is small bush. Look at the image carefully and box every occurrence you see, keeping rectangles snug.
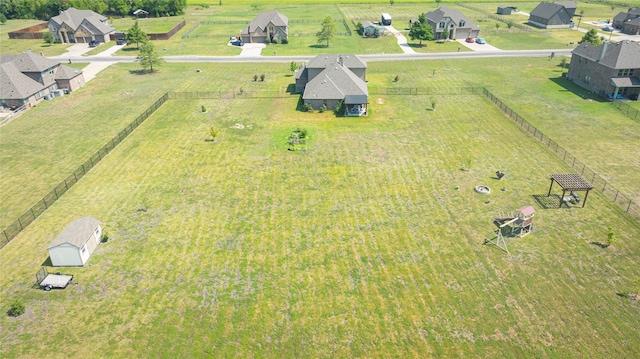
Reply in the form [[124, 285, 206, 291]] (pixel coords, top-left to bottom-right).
[[253, 74, 258, 82], [101, 230, 109, 243], [281, 38, 288, 44], [201, 105, 206, 113], [394, 75, 399, 82], [319, 104, 327, 113], [303, 103, 313, 112], [7, 299, 25, 317], [260, 74, 265, 81]]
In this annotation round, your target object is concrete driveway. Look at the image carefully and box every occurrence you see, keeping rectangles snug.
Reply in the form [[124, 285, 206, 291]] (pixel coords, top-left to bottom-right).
[[384, 25, 415, 54], [237, 43, 266, 56], [457, 38, 502, 52]]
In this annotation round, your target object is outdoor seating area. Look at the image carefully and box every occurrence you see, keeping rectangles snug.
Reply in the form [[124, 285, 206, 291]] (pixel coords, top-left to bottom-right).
[[547, 173, 594, 208]]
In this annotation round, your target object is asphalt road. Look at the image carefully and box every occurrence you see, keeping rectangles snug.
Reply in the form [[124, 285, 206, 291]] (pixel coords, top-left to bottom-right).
[[69, 49, 573, 64]]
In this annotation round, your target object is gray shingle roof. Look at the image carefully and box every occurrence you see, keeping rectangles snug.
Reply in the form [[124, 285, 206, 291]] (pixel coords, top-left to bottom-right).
[[610, 76, 640, 87], [362, 20, 376, 29], [530, 2, 566, 20], [55, 65, 82, 80], [48, 216, 100, 249], [303, 61, 368, 101], [614, 11, 629, 22], [554, 1, 576, 10], [0, 63, 46, 100], [241, 10, 288, 35], [307, 54, 366, 70], [425, 7, 479, 30], [630, 8, 640, 16], [572, 40, 640, 69], [49, 7, 114, 35], [1, 51, 59, 72]]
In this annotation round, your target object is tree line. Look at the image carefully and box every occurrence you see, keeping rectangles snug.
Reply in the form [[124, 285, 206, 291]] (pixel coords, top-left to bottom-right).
[[0, 0, 187, 20]]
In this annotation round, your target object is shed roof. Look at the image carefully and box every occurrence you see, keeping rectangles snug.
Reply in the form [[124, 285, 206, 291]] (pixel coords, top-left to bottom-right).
[[48, 216, 100, 249], [362, 20, 376, 29], [571, 40, 640, 69], [550, 174, 594, 191], [518, 206, 536, 217]]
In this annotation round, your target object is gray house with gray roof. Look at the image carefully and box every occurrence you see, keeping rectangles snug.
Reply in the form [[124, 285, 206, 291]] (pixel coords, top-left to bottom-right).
[[48, 216, 102, 267], [1, 52, 85, 109], [48, 7, 115, 44], [425, 7, 479, 40], [567, 40, 640, 101], [528, 2, 575, 28], [241, 10, 288, 43], [613, 8, 640, 30], [295, 54, 368, 116]]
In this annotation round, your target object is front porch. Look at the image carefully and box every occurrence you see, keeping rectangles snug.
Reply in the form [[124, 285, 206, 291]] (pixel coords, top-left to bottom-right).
[[608, 77, 640, 101]]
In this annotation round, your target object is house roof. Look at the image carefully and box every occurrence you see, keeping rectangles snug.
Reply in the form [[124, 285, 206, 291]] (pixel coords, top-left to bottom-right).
[[530, 2, 567, 20], [554, 1, 576, 10], [572, 40, 640, 69], [362, 20, 376, 28], [614, 11, 629, 22], [49, 7, 114, 35], [0, 63, 46, 100], [630, 8, 640, 16], [55, 65, 82, 80], [425, 7, 479, 30], [241, 10, 288, 35], [626, 17, 640, 26], [307, 54, 367, 70], [0, 51, 59, 72], [48, 216, 100, 249], [303, 61, 368, 101]]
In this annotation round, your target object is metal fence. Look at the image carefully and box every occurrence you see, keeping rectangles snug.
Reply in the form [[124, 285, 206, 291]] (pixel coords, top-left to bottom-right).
[[455, 2, 540, 33], [611, 101, 640, 121], [481, 88, 639, 221], [183, 19, 351, 39], [0, 94, 169, 249]]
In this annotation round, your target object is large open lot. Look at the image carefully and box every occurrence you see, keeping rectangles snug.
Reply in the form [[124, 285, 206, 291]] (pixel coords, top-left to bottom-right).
[[1, 58, 640, 357]]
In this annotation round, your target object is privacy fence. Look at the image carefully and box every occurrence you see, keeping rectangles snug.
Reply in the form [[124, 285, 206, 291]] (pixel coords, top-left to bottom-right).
[[8, 23, 47, 40], [2, 88, 637, 248]]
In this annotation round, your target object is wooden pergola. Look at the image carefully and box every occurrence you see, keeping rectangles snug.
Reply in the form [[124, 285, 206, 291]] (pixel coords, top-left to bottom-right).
[[547, 173, 594, 208]]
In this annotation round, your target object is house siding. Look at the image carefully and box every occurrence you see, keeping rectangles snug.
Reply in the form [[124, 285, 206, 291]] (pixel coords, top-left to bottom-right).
[[567, 55, 615, 96]]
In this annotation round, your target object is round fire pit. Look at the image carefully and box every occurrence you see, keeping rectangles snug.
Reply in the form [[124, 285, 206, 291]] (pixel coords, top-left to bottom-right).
[[474, 185, 490, 194]]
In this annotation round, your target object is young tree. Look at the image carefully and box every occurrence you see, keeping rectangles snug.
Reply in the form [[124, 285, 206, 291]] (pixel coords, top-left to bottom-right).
[[390, 0, 395, 5], [356, 21, 364, 35], [136, 41, 162, 73], [409, 19, 433, 45], [209, 126, 218, 141], [606, 227, 616, 247], [507, 21, 514, 31], [316, 16, 336, 47], [495, 23, 501, 30], [442, 27, 450, 40], [289, 61, 298, 74], [43, 32, 54, 46], [260, 74, 265, 81], [127, 19, 148, 49], [579, 28, 602, 46], [560, 57, 568, 72], [0, 13, 8, 24]]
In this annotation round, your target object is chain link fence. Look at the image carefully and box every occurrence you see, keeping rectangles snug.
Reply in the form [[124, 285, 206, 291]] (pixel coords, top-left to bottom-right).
[[611, 101, 640, 121]]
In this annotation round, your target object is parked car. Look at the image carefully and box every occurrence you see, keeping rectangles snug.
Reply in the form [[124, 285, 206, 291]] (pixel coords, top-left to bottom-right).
[[465, 37, 475, 43], [88, 40, 98, 47], [116, 37, 126, 45], [230, 39, 244, 46], [475, 38, 486, 44], [602, 26, 614, 32]]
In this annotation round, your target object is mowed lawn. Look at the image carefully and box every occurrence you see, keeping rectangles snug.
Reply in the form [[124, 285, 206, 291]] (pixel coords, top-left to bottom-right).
[[1, 93, 639, 357]]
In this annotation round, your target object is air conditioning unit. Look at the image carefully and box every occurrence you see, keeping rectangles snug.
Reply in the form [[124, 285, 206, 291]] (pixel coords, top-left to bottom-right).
[[43, 94, 54, 100], [52, 90, 65, 97]]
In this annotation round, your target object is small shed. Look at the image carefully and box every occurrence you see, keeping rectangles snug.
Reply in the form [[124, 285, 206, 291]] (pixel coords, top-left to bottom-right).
[[497, 6, 512, 15], [48, 216, 102, 267]]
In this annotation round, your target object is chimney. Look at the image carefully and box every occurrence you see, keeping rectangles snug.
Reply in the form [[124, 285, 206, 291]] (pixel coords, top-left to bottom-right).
[[597, 41, 609, 62]]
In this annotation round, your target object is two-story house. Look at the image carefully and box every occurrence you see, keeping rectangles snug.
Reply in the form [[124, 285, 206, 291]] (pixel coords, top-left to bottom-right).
[[425, 7, 479, 40], [567, 40, 640, 101], [48, 7, 115, 44], [240, 10, 288, 43], [0, 52, 85, 109], [528, 2, 576, 29]]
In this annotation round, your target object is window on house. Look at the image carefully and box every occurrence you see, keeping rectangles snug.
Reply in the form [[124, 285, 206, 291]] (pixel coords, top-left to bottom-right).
[[617, 69, 632, 76], [585, 75, 591, 84], [439, 21, 445, 28], [459, 21, 465, 27], [37, 91, 43, 98], [81, 246, 87, 253]]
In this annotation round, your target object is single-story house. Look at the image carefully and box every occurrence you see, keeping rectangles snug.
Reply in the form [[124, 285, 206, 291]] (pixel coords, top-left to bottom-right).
[[425, 7, 480, 40], [361, 21, 380, 37], [528, 2, 575, 29], [240, 10, 288, 43], [48, 216, 102, 267], [295, 54, 368, 116], [497, 6, 512, 15], [48, 7, 115, 44], [613, 8, 640, 29], [0, 52, 85, 109], [567, 40, 640, 101]]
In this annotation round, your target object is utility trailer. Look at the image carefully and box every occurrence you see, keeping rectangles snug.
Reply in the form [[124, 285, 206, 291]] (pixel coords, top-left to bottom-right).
[[36, 267, 74, 291]]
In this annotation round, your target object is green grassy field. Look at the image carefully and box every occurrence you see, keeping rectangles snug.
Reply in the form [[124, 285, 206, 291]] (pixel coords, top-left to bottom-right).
[[2, 86, 639, 357], [0, 19, 73, 56]]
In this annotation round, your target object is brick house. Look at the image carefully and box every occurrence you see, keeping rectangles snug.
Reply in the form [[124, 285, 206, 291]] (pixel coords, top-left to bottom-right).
[[567, 40, 640, 101], [295, 54, 368, 116], [48, 7, 115, 44], [425, 7, 479, 40], [612, 8, 640, 31], [240, 10, 288, 43], [0, 52, 85, 109]]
